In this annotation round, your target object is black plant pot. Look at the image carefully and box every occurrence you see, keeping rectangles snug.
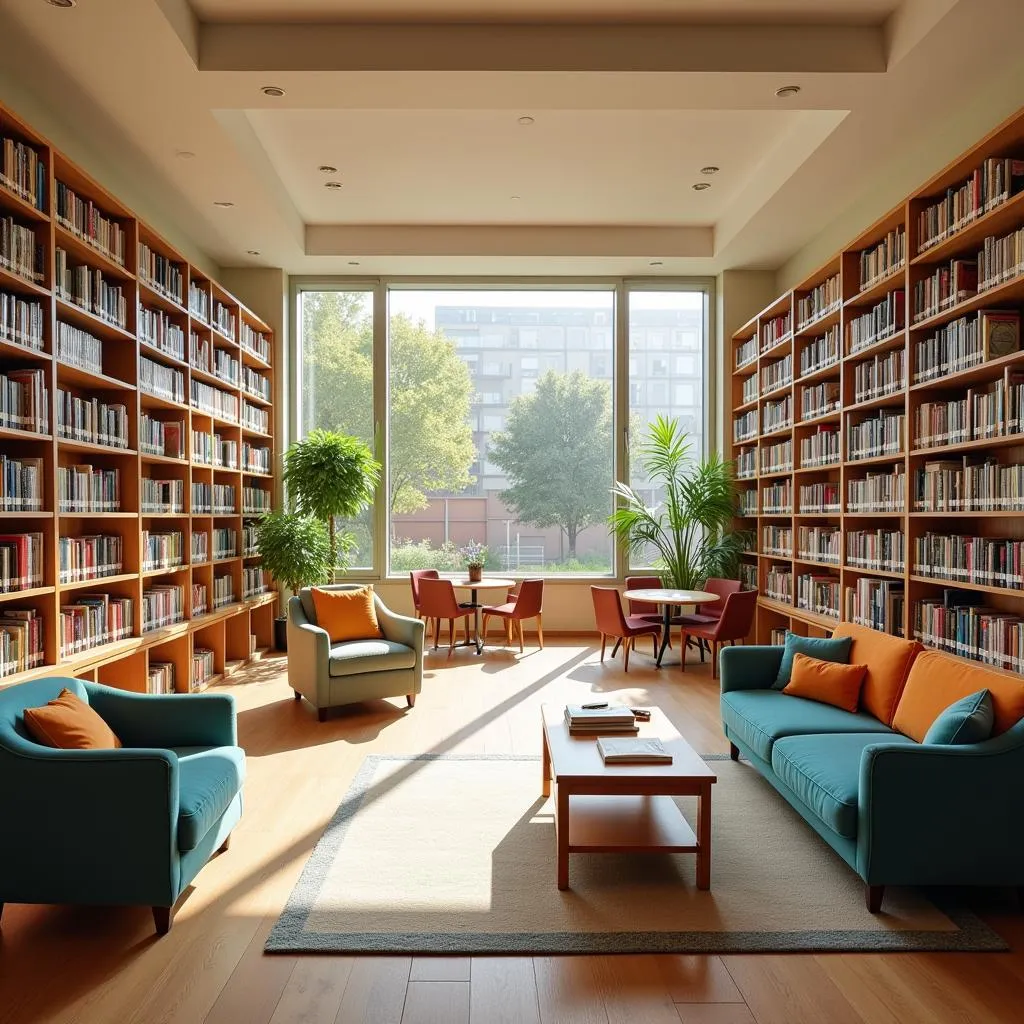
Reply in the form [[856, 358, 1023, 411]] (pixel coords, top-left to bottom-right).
[[273, 615, 288, 652]]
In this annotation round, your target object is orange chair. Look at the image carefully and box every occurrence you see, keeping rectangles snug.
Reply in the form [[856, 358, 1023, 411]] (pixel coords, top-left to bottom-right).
[[417, 578, 473, 658], [679, 577, 742, 662], [625, 574, 668, 645], [482, 579, 544, 652], [591, 586, 661, 672], [409, 569, 439, 639], [679, 589, 757, 678]]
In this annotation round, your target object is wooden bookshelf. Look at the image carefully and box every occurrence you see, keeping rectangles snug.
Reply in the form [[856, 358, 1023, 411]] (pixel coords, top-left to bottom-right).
[[0, 99, 276, 693], [730, 103, 1024, 678]]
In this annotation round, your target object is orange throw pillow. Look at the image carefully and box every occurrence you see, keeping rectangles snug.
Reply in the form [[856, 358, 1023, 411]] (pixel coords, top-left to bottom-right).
[[23, 688, 122, 750], [829, 622, 921, 725], [783, 653, 868, 713], [311, 586, 383, 643]]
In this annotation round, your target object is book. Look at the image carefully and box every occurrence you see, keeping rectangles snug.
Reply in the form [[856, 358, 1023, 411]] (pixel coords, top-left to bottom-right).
[[568, 723, 640, 736], [564, 704, 635, 726], [597, 737, 673, 764]]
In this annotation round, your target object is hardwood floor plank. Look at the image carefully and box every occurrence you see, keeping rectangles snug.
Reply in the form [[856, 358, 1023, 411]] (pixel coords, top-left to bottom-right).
[[469, 957, 541, 1024], [268, 956, 354, 1024], [654, 956, 745, 1004], [723, 956, 865, 1024], [675, 1005, 758, 1024], [410, 957, 471, 982], [400, 981, 470, 1024], [334, 957, 412, 1024], [590, 954, 680, 1024], [534, 957, 609, 1024]]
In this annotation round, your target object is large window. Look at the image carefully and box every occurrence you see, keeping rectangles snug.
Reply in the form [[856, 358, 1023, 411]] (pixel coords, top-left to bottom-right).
[[292, 279, 711, 578]]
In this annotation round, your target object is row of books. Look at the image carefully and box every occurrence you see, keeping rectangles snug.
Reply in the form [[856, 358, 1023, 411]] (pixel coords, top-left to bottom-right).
[[243, 567, 269, 598], [214, 301, 236, 340], [191, 482, 237, 515], [761, 313, 791, 353], [914, 457, 1024, 511], [3, 455, 43, 510], [56, 390, 129, 449], [914, 592, 1024, 672], [192, 431, 237, 467], [796, 572, 840, 619], [55, 182, 125, 265], [765, 566, 792, 602], [852, 348, 905, 404], [799, 325, 840, 378], [912, 258, 976, 323], [142, 530, 184, 571], [762, 438, 792, 474], [846, 579, 904, 636], [0, 368, 48, 433], [762, 353, 792, 394], [741, 372, 758, 405], [799, 481, 840, 514], [761, 480, 792, 514], [243, 443, 271, 473], [913, 310, 1019, 383], [1, 290, 44, 351], [139, 306, 186, 361], [141, 478, 184, 514], [56, 319, 102, 371], [914, 374, 1024, 449], [242, 366, 271, 402], [847, 410, 904, 460], [797, 526, 840, 564], [914, 533, 1024, 589], [0, 135, 46, 212], [762, 395, 792, 434], [0, 608, 44, 678], [58, 464, 119, 511], [58, 534, 122, 584], [0, 215, 43, 284], [800, 426, 840, 467], [59, 594, 133, 657], [242, 525, 259, 556], [192, 583, 208, 616], [213, 574, 236, 608], [138, 242, 183, 305], [213, 527, 237, 560], [801, 381, 839, 420], [977, 226, 1024, 291], [858, 226, 906, 290], [0, 531, 43, 592], [846, 529, 905, 572], [762, 524, 792, 557], [736, 446, 756, 479], [848, 290, 905, 355], [243, 486, 272, 514], [240, 323, 270, 362], [147, 661, 175, 695], [55, 250, 126, 329], [140, 356, 185, 404], [140, 416, 184, 459], [192, 646, 216, 689], [737, 488, 758, 516], [191, 379, 239, 421], [242, 402, 269, 434], [192, 531, 208, 563], [733, 409, 758, 442], [847, 467, 905, 513], [735, 336, 757, 370], [188, 281, 210, 324], [796, 273, 840, 330], [739, 562, 758, 589], [142, 584, 185, 632]]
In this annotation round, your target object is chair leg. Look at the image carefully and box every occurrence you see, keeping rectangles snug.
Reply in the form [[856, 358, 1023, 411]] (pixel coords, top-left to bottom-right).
[[712, 641, 719, 680], [481, 614, 490, 640], [318, 707, 329, 723], [866, 885, 885, 913], [600, 633, 607, 661], [293, 689, 301, 701], [407, 693, 416, 708], [680, 633, 688, 671], [152, 906, 173, 936], [729, 742, 740, 761], [623, 636, 632, 672], [517, 619, 524, 653], [652, 632, 658, 656], [0, 902, 4, 924], [699, 639, 705, 663], [218, 835, 231, 854], [536, 614, 544, 648], [448, 619, 456, 658], [432, 619, 440, 650]]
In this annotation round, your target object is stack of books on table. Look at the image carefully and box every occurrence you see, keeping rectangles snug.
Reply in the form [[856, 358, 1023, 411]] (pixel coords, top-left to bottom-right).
[[564, 704, 638, 735]]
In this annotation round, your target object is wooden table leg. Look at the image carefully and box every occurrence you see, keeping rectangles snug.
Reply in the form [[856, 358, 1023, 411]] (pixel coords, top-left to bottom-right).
[[541, 727, 551, 798], [696, 784, 712, 890], [556, 786, 570, 890]]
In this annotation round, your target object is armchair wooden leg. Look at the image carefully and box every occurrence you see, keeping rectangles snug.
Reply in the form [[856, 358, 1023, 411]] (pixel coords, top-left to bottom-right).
[[623, 636, 632, 672], [406, 693, 416, 708], [293, 689, 301, 700], [536, 614, 544, 648], [866, 885, 885, 913], [318, 708, 329, 723], [153, 906, 173, 936], [712, 641, 720, 680], [218, 835, 231, 854], [729, 742, 740, 761]]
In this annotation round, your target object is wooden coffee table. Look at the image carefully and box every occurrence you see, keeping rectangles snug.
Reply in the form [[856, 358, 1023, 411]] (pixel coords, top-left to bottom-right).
[[541, 704, 717, 891]]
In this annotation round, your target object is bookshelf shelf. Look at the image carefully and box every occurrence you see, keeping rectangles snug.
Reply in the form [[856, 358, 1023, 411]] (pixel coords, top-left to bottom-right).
[[0, 97, 277, 693], [730, 102, 1024, 662]]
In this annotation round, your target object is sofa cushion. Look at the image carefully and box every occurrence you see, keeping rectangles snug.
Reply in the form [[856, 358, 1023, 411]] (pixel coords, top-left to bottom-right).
[[771, 732, 918, 839], [829, 622, 922, 725], [783, 654, 867, 713], [22, 688, 122, 750], [328, 638, 416, 677], [312, 585, 383, 643], [893, 650, 1024, 741], [924, 689, 994, 745], [721, 689, 895, 761], [773, 633, 852, 690], [173, 745, 246, 853]]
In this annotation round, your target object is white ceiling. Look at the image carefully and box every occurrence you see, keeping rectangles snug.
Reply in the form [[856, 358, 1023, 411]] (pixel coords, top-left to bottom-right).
[[0, 0, 1022, 279]]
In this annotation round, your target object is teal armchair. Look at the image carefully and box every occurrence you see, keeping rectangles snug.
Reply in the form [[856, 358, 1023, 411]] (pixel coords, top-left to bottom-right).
[[0, 677, 244, 935]]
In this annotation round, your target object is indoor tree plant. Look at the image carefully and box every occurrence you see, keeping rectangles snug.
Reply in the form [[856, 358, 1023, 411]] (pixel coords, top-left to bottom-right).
[[608, 415, 747, 589], [255, 509, 333, 651]]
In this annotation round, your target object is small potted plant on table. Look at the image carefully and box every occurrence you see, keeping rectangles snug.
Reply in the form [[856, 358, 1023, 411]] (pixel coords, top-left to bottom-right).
[[459, 540, 488, 583]]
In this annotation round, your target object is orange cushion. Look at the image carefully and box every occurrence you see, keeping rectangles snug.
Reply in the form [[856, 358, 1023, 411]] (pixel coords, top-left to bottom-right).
[[23, 688, 122, 750], [783, 653, 868, 713], [892, 650, 1024, 741], [828, 622, 922, 724], [311, 586, 383, 643]]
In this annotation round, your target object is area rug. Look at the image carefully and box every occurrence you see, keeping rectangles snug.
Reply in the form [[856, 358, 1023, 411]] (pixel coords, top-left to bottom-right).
[[265, 753, 1006, 954]]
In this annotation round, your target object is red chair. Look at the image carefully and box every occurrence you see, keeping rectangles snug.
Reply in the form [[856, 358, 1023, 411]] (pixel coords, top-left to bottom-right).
[[679, 589, 757, 679], [417, 578, 472, 658], [625, 574, 668, 646], [409, 569, 439, 639], [482, 579, 544, 652], [591, 586, 661, 672], [679, 577, 742, 662]]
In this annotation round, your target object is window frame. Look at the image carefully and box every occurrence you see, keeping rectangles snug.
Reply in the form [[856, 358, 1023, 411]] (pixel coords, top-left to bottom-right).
[[290, 275, 715, 583]]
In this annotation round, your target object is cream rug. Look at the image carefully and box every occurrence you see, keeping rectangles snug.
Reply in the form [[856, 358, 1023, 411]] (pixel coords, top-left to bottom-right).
[[266, 754, 1005, 953]]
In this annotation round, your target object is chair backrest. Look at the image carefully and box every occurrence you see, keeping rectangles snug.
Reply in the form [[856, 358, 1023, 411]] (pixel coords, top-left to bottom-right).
[[591, 586, 627, 636], [699, 577, 743, 620], [625, 574, 662, 615], [418, 577, 462, 619], [714, 588, 758, 641], [409, 569, 440, 611], [298, 584, 383, 625], [513, 578, 544, 618]]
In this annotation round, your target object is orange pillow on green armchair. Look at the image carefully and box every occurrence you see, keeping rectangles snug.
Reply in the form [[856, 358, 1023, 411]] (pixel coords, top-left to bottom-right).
[[311, 586, 384, 643], [828, 622, 921, 724], [783, 653, 868, 713]]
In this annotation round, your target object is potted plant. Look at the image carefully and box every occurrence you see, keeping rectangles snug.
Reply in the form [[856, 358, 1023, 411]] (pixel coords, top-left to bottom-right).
[[283, 429, 381, 570], [608, 415, 747, 589], [459, 540, 488, 583], [255, 509, 332, 651]]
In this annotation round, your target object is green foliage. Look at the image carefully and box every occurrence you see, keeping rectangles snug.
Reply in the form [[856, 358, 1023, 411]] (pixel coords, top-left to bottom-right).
[[390, 539, 464, 573], [255, 510, 332, 595], [300, 293, 476, 514], [489, 370, 613, 558], [608, 415, 747, 590], [283, 429, 380, 568]]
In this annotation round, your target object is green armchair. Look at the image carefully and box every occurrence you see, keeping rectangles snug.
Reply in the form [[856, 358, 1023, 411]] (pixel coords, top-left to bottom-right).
[[287, 584, 425, 720], [0, 677, 244, 935]]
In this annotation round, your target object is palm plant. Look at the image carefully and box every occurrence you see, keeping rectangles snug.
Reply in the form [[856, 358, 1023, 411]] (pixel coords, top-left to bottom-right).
[[608, 416, 747, 590], [282, 429, 381, 569]]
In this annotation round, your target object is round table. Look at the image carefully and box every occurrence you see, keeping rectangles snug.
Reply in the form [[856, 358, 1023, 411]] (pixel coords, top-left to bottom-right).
[[450, 577, 516, 654], [622, 588, 719, 667]]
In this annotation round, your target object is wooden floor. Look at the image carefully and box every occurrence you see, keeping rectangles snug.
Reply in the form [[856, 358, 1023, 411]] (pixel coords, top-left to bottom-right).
[[1, 639, 1022, 1024]]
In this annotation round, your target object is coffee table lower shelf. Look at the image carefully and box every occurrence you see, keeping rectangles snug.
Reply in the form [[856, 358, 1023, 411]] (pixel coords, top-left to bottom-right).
[[565, 794, 698, 853]]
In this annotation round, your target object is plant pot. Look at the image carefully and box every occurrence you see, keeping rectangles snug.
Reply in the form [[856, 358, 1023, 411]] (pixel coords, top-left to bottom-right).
[[468, 563, 483, 583], [273, 615, 288, 652]]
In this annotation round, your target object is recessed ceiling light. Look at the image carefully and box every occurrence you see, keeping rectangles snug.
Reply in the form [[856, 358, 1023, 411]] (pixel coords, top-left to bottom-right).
[[347, 260, 361, 266], [649, 260, 664, 267], [261, 85, 286, 97], [775, 85, 801, 98], [700, 166, 720, 175], [518, 116, 535, 126], [175, 150, 196, 160], [692, 182, 711, 191], [46, 0, 76, 7], [246, 250, 260, 256], [213, 200, 235, 208], [325, 181, 344, 190], [318, 165, 338, 174]]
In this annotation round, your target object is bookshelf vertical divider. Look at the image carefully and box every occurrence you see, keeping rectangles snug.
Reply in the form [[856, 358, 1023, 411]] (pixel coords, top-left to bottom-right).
[[731, 103, 1024, 677], [0, 99, 276, 693]]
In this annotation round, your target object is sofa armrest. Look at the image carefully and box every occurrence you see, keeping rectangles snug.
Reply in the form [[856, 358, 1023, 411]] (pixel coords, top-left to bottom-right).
[[719, 645, 783, 693], [287, 595, 331, 705], [85, 683, 237, 748], [376, 600, 425, 654], [857, 725, 1024, 884]]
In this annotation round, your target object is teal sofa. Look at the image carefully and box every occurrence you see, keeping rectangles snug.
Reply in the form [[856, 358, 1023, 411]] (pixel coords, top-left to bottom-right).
[[0, 677, 244, 935], [720, 645, 1024, 912]]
